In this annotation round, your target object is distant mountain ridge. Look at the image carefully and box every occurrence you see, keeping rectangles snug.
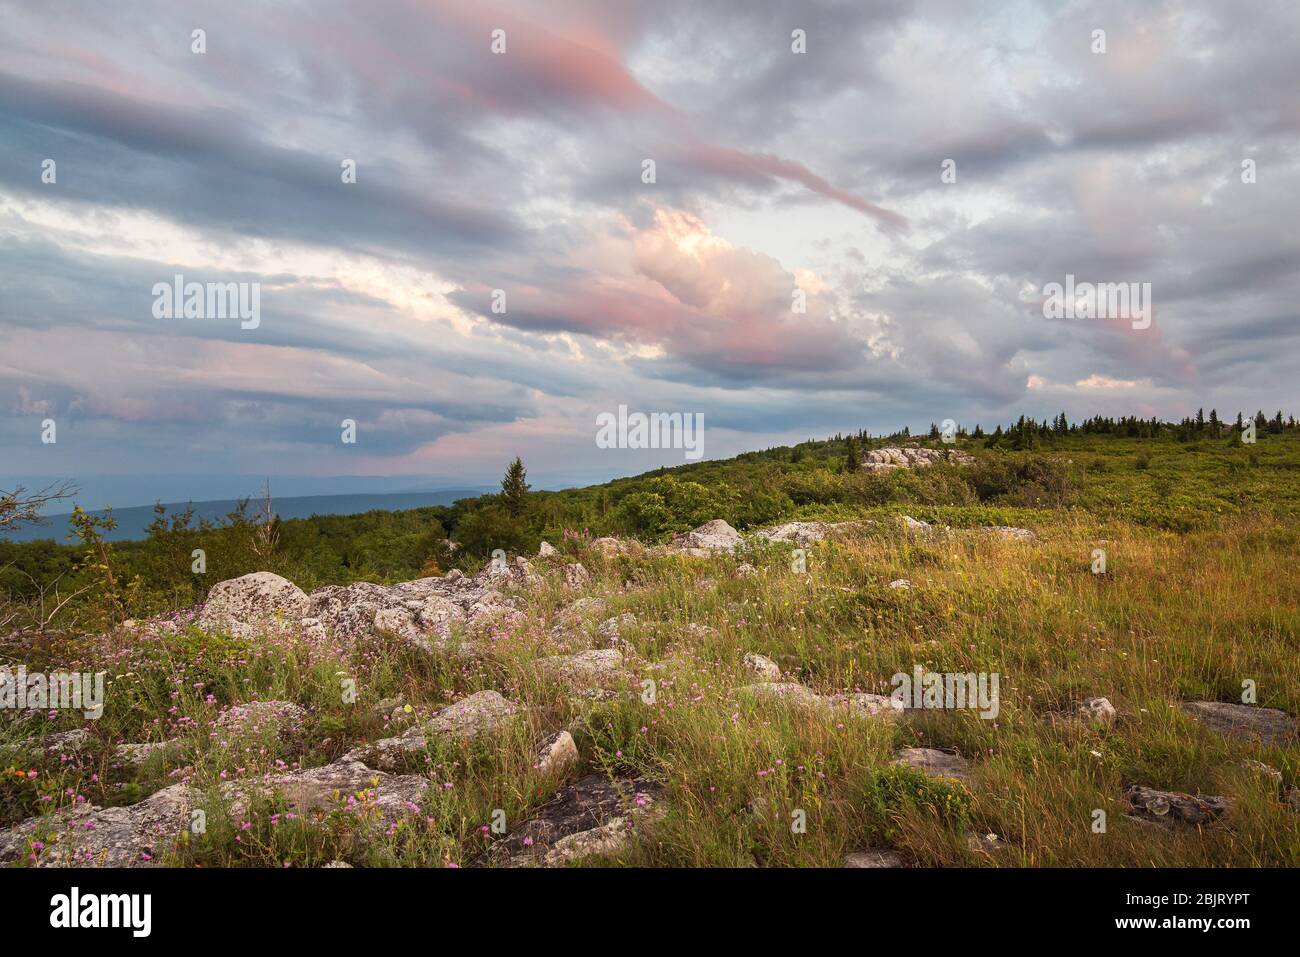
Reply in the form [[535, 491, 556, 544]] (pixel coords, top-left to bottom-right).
[[1, 490, 488, 543]]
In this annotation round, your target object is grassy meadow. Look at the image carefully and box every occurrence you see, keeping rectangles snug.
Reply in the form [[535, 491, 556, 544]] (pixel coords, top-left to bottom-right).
[[2, 425, 1299, 867]]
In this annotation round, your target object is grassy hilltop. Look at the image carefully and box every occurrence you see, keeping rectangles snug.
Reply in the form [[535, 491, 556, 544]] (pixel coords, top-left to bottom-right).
[[2, 416, 1299, 867]]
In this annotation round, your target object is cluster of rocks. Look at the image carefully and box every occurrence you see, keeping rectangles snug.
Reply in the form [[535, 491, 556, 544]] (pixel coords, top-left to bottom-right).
[[0, 755, 432, 868], [1, 680, 649, 868], [488, 774, 665, 867], [860, 446, 976, 473], [8, 531, 1296, 870], [193, 567, 528, 653]]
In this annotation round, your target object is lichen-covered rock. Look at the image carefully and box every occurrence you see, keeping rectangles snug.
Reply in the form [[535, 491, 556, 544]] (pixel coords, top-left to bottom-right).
[[683, 623, 719, 641], [196, 572, 311, 638], [538, 541, 558, 558], [893, 748, 970, 783], [214, 700, 307, 742], [741, 681, 825, 709], [743, 652, 781, 681], [1078, 696, 1117, 727], [0, 755, 428, 867], [1125, 785, 1231, 827], [0, 781, 192, 867], [563, 563, 592, 587], [538, 649, 630, 693], [303, 574, 525, 651], [344, 691, 517, 771], [411, 690, 516, 738], [589, 537, 627, 557], [113, 740, 179, 768], [741, 683, 903, 721], [534, 730, 579, 778], [493, 774, 664, 867], [1178, 701, 1296, 746], [844, 848, 904, 867], [596, 613, 637, 648], [888, 579, 912, 590], [861, 447, 973, 473], [984, 526, 1037, 542], [30, 728, 94, 756], [670, 519, 744, 554], [756, 522, 834, 546]]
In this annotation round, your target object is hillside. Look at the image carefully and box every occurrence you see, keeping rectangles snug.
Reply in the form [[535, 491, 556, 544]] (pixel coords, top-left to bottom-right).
[[2, 423, 1299, 867]]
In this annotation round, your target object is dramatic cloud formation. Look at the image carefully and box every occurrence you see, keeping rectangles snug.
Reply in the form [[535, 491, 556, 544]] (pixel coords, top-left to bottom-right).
[[1, 0, 1297, 505]]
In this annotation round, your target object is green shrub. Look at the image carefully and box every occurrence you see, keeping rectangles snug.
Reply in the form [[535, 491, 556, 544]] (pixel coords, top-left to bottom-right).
[[863, 765, 972, 838]]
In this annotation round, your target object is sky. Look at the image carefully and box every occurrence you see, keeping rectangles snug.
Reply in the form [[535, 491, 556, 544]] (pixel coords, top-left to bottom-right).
[[2, 0, 1298, 509]]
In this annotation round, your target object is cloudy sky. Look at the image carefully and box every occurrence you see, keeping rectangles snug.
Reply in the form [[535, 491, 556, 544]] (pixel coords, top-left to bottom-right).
[[2, 0, 1298, 507]]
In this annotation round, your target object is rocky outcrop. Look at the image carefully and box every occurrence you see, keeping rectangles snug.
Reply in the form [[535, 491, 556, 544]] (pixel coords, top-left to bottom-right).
[[1, 756, 428, 867], [861, 447, 975, 473], [563, 563, 592, 587], [491, 774, 664, 867], [188, 565, 534, 653], [669, 519, 744, 554], [742, 682, 903, 721], [743, 653, 782, 681], [589, 537, 629, 557], [195, 572, 311, 638], [537, 649, 631, 695], [893, 747, 970, 783], [756, 521, 835, 546], [344, 690, 517, 771], [214, 699, 307, 741], [1178, 701, 1296, 746], [596, 613, 637, 649]]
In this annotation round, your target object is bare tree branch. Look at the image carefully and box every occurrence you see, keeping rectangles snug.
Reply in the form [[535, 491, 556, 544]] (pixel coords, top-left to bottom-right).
[[0, 480, 78, 532]]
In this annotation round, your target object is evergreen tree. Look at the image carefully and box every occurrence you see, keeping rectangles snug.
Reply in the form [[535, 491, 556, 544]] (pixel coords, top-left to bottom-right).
[[500, 457, 531, 518], [843, 435, 862, 472]]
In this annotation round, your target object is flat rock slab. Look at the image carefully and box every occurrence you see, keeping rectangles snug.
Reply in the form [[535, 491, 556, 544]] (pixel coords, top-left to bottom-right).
[[893, 747, 970, 783], [741, 683, 903, 721], [982, 526, 1037, 542], [844, 848, 904, 868], [669, 519, 744, 552], [345, 690, 517, 770], [538, 649, 630, 692], [0, 757, 427, 867], [1125, 785, 1231, 827], [493, 774, 664, 867], [1178, 701, 1296, 746]]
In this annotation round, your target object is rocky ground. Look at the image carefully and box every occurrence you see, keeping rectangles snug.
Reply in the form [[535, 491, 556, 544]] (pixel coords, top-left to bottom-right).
[[2, 514, 1297, 868]]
